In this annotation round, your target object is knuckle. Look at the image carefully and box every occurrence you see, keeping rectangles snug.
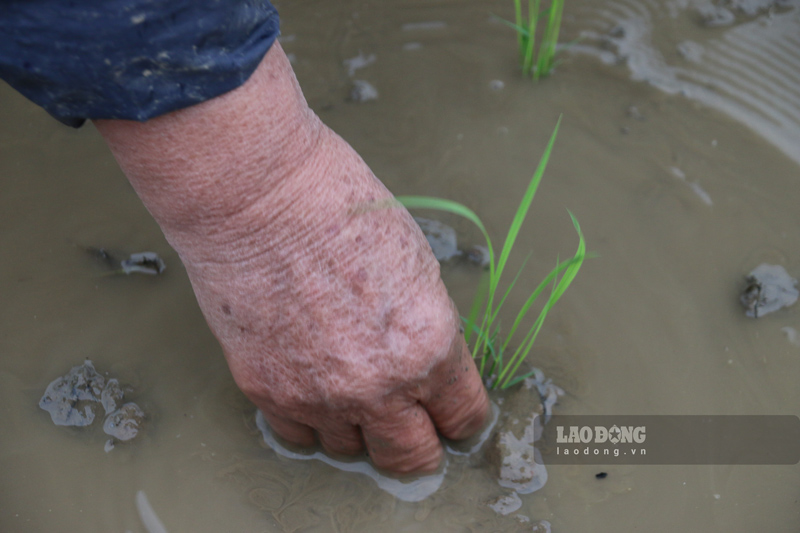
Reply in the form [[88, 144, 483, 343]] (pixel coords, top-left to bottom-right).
[[436, 390, 489, 439], [371, 440, 443, 474]]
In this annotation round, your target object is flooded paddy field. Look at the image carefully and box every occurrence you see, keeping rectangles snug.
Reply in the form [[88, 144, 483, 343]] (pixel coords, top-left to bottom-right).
[[2, 0, 800, 531]]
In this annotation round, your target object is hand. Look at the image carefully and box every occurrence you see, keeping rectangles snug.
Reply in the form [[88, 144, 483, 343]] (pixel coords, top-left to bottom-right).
[[191, 130, 489, 473], [95, 42, 489, 473]]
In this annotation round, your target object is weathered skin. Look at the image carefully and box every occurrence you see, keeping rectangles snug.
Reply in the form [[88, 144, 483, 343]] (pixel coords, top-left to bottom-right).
[[93, 42, 489, 473]]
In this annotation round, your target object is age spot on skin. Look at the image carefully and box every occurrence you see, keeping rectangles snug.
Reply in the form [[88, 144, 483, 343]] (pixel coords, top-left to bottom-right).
[[380, 306, 396, 331], [351, 267, 369, 296], [221, 304, 232, 315]]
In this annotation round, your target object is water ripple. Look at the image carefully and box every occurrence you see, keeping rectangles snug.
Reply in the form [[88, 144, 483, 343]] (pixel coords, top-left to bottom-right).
[[569, 0, 800, 165]]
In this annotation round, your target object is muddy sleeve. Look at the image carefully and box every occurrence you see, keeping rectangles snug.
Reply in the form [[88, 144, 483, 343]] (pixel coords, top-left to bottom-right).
[[0, 0, 280, 127]]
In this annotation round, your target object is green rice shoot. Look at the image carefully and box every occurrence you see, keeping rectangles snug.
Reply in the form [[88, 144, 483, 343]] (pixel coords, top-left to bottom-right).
[[397, 117, 588, 389], [495, 0, 566, 80]]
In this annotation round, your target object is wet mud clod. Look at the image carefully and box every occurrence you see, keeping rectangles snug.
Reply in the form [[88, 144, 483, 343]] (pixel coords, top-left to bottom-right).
[[740, 263, 798, 318], [39, 360, 145, 448]]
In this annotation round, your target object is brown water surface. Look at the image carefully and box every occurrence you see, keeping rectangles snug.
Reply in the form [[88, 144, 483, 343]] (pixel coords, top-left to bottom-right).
[[2, 0, 800, 531]]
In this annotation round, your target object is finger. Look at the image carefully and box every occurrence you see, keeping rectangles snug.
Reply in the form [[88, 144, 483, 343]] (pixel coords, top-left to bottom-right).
[[260, 409, 316, 448], [316, 423, 365, 456], [424, 335, 490, 440], [361, 402, 443, 474]]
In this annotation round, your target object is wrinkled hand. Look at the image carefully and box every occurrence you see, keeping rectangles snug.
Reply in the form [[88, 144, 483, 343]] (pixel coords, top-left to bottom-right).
[[186, 127, 488, 473], [94, 42, 489, 473]]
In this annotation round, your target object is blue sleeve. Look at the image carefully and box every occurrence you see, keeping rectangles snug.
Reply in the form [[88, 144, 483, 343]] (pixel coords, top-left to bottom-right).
[[0, 0, 280, 127]]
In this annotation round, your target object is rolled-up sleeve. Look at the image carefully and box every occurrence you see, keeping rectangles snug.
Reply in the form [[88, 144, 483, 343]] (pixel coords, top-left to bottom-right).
[[0, 0, 280, 127]]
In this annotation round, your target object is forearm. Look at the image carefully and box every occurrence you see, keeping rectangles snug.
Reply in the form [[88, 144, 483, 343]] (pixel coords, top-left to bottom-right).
[[94, 42, 337, 263], [93, 40, 450, 387], [11, 1, 489, 475]]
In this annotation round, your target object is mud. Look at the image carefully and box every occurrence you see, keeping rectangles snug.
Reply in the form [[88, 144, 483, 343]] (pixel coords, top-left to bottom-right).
[[2, 0, 800, 531]]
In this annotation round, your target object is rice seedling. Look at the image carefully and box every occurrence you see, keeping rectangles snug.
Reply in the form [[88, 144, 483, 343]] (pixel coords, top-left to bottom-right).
[[495, 0, 566, 80], [397, 117, 588, 389]]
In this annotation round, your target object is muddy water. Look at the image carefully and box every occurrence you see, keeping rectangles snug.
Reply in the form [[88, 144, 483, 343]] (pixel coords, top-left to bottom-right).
[[2, 0, 800, 531]]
